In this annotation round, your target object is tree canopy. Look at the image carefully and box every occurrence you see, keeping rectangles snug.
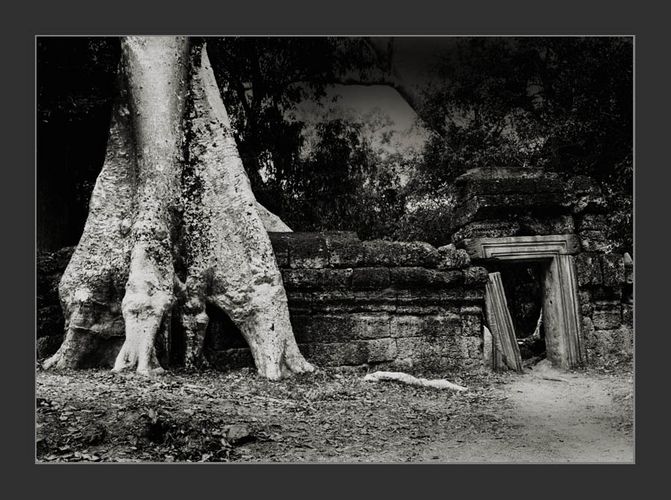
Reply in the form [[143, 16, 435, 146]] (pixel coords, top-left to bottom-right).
[[37, 36, 632, 253]]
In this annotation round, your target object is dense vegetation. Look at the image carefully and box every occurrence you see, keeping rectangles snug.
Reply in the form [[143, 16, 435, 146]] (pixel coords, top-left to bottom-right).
[[37, 37, 632, 253], [405, 37, 633, 251]]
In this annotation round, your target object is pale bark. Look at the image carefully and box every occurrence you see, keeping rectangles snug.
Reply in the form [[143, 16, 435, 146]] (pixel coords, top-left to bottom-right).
[[363, 371, 468, 392], [256, 202, 292, 232], [45, 37, 312, 379]]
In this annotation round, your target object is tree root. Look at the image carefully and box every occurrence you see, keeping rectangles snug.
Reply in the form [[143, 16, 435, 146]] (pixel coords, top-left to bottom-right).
[[45, 37, 313, 379]]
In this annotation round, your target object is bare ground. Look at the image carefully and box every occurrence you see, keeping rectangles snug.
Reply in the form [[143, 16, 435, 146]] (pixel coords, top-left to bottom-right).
[[35, 362, 633, 463]]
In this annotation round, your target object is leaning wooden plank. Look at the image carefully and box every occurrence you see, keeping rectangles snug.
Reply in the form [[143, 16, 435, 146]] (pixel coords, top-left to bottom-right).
[[485, 272, 523, 372], [483, 325, 504, 371], [363, 371, 468, 392]]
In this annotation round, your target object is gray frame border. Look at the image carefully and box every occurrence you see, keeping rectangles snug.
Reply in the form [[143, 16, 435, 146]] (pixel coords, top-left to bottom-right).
[[6, 0, 665, 496]]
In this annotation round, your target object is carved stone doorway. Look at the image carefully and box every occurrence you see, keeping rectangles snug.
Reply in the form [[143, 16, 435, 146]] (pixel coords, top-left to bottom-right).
[[461, 235, 584, 369]]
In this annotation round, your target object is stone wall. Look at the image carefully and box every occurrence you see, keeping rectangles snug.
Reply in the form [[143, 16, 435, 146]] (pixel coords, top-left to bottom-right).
[[575, 248, 633, 367], [449, 167, 633, 368], [572, 194, 633, 367], [37, 233, 490, 373], [36, 166, 633, 372], [207, 232, 488, 373]]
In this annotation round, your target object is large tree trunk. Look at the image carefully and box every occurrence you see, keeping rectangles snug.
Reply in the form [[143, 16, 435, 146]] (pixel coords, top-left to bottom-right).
[[44, 36, 313, 379]]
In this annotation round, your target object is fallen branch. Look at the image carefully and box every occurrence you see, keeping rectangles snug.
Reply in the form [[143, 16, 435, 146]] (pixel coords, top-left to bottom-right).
[[363, 371, 468, 392]]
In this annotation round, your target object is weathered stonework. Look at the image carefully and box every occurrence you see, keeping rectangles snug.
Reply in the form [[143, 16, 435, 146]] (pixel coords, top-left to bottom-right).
[[260, 233, 487, 372], [37, 165, 632, 373], [449, 167, 633, 369], [37, 232, 489, 374]]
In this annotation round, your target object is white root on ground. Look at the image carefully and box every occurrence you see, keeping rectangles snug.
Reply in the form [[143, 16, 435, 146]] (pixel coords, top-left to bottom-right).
[[363, 371, 468, 392]]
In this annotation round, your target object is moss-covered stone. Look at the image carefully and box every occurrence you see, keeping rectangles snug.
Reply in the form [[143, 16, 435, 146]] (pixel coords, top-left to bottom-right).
[[390, 267, 464, 289], [281, 268, 353, 291], [351, 267, 391, 290], [575, 252, 603, 286], [362, 240, 441, 268], [601, 254, 625, 287]]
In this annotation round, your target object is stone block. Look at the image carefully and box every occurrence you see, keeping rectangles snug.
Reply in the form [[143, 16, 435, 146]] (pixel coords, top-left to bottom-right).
[[288, 315, 317, 344], [366, 338, 398, 363], [460, 305, 483, 316], [575, 252, 603, 287], [437, 244, 471, 270], [394, 288, 483, 315], [286, 292, 312, 314], [452, 192, 567, 229], [518, 215, 575, 236], [350, 290, 398, 313], [300, 342, 369, 367], [361, 240, 441, 268], [324, 231, 364, 268], [592, 301, 622, 330], [395, 291, 454, 314], [292, 313, 391, 343], [578, 290, 593, 317], [288, 233, 329, 269], [390, 267, 464, 289], [579, 230, 610, 253], [290, 315, 340, 344], [395, 337, 441, 360], [584, 326, 633, 365], [390, 315, 423, 338], [461, 336, 483, 363], [463, 266, 489, 286], [310, 290, 357, 313], [351, 267, 391, 290], [395, 335, 464, 369], [445, 288, 485, 301], [601, 254, 625, 287], [350, 314, 392, 340], [591, 286, 622, 301], [281, 268, 352, 291], [461, 313, 482, 337], [452, 220, 521, 243], [268, 232, 291, 267], [390, 315, 460, 339], [455, 167, 563, 196]]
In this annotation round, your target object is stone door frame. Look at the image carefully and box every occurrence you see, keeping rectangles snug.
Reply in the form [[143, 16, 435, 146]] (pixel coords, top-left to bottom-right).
[[460, 234, 584, 369]]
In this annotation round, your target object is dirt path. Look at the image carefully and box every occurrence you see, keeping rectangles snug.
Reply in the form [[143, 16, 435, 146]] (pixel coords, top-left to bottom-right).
[[407, 362, 634, 463], [36, 364, 633, 463]]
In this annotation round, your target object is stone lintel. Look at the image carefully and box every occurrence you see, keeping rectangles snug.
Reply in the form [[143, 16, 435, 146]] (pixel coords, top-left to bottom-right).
[[459, 234, 580, 260]]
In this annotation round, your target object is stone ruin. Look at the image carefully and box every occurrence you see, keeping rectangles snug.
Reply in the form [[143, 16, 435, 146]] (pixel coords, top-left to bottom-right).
[[37, 167, 633, 373]]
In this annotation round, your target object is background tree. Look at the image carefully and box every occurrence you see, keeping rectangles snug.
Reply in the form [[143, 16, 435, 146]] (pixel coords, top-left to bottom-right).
[[38, 36, 633, 275], [402, 37, 633, 252]]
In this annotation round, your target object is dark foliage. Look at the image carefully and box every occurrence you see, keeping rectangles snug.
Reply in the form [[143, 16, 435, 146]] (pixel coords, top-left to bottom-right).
[[404, 37, 632, 251], [37, 38, 120, 249], [36, 37, 632, 253]]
